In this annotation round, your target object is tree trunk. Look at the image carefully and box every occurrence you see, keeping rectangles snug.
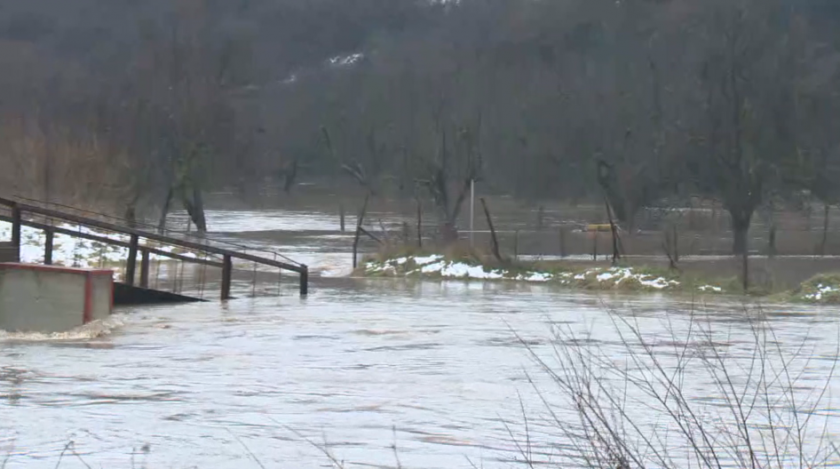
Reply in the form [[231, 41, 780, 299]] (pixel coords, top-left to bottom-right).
[[158, 187, 174, 233], [480, 198, 502, 262], [283, 160, 298, 194], [352, 193, 370, 269], [603, 195, 621, 265], [191, 187, 208, 232], [732, 215, 751, 255], [440, 222, 458, 244], [821, 204, 830, 256], [125, 204, 137, 229], [182, 187, 208, 233]]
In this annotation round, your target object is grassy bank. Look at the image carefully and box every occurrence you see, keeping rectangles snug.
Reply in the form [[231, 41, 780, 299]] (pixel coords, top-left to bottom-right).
[[357, 247, 840, 304], [357, 247, 730, 293]]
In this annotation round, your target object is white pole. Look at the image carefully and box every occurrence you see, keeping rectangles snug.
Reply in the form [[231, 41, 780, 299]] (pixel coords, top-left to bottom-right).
[[470, 179, 475, 246]]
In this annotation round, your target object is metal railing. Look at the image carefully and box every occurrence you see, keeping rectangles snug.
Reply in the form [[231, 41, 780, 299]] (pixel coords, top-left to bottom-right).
[[0, 197, 308, 298]]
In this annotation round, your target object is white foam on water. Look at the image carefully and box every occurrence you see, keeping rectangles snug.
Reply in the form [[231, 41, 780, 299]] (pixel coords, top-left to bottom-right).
[[0, 314, 127, 342]]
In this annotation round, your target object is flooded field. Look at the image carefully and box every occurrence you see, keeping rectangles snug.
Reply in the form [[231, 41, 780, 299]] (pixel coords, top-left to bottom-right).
[[2, 204, 840, 468]]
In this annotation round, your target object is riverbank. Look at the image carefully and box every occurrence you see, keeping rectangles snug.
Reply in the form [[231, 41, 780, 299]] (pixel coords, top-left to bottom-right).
[[357, 249, 840, 305]]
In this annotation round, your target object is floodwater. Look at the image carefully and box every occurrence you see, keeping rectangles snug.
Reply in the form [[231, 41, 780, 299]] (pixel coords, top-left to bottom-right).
[[2, 207, 840, 469]]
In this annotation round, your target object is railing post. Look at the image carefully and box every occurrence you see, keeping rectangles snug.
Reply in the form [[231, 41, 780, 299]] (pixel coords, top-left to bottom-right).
[[126, 234, 139, 286], [222, 255, 232, 300], [140, 249, 150, 289], [44, 228, 54, 265], [299, 265, 309, 296], [11, 204, 21, 261]]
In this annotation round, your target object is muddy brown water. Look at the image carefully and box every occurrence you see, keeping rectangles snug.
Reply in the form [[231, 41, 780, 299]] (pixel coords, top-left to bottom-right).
[[2, 205, 840, 469]]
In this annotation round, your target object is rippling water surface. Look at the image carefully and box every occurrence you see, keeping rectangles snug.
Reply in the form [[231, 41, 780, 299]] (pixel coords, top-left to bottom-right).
[[2, 209, 840, 469]]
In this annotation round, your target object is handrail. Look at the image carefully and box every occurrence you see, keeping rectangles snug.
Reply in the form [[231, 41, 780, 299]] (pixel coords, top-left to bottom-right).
[[0, 214, 224, 268], [1, 195, 303, 266], [0, 197, 306, 274], [0, 197, 308, 297]]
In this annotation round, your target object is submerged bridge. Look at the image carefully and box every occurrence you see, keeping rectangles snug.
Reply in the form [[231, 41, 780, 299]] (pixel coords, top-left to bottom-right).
[[0, 197, 308, 302]]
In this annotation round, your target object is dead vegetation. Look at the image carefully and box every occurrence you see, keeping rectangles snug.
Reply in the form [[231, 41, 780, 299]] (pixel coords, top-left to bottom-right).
[[512, 310, 840, 469]]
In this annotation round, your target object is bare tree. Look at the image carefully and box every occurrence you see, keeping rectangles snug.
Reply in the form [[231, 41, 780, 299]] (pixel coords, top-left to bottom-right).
[[685, 0, 801, 254]]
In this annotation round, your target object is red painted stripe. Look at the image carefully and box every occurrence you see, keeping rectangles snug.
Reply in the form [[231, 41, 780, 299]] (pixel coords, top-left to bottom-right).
[[83, 273, 93, 324], [0, 263, 113, 276]]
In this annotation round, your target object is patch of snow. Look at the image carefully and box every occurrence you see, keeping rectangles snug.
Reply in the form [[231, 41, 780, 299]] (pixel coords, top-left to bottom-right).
[[595, 268, 636, 284], [440, 262, 504, 280], [520, 272, 553, 282], [639, 276, 679, 289], [698, 285, 723, 293], [804, 283, 838, 301], [596, 272, 615, 281], [420, 261, 446, 273], [1, 221, 206, 272], [413, 255, 444, 266]]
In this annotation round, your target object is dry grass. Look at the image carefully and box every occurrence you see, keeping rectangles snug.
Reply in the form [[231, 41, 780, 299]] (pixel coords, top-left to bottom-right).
[[0, 114, 139, 216]]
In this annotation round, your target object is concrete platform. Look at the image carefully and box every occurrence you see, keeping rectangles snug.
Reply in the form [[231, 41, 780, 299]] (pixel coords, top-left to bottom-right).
[[0, 263, 112, 333]]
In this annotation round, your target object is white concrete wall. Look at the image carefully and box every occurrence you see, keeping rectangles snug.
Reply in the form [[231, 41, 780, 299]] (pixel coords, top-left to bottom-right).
[[0, 264, 112, 333]]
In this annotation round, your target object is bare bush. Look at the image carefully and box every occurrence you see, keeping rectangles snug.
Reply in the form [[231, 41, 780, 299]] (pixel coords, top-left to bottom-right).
[[517, 309, 839, 469]]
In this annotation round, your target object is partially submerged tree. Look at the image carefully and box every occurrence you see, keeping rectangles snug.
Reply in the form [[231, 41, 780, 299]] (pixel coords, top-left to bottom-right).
[[685, 0, 801, 254], [416, 122, 482, 243]]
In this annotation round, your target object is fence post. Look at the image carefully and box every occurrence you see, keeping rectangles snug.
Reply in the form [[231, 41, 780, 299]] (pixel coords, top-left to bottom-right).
[[480, 198, 502, 262], [514, 230, 519, 261], [416, 200, 422, 248], [44, 228, 54, 265], [352, 194, 370, 269], [559, 228, 567, 258], [140, 249, 150, 288], [222, 255, 233, 300], [11, 204, 21, 261], [126, 234, 139, 286], [339, 204, 346, 232], [672, 224, 679, 263], [299, 265, 309, 296]]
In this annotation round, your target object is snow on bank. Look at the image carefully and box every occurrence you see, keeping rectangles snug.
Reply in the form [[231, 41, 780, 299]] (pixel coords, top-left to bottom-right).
[[0, 222, 199, 274], [572, 266, 680, 290], [795, 276, 840, 304], [805, 284, 838, 301], [362, 255, 717, 292]]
